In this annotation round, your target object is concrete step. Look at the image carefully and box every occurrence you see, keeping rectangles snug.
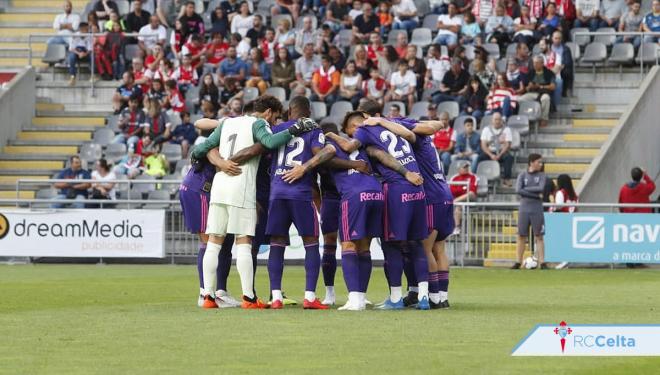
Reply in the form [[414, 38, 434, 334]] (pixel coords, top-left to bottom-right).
[[515, 156, 593, 164], [15, 130, 91, 141], [0, 190, 35, 199], [0, 41, 46, 53], [3, 145, 79, 155], [0, 57, 46, 67], [514, 162, 590, 174], [33, 116, 105, 126], [526, 147, 602, 158], [0, 160, 64, 170], [11, 0, 89, 8], [538, 126, 612, 134], [530, 133, 609, 143], [35, 82, 116, 105], [553, 111, 622, 119], [9, 139, 87, 146], [527, 141, 604, 149], [36, 110, 112, 118], [0, 26, 52, 36], [35, 102, 65, 111], [23, 125, 103, 132]]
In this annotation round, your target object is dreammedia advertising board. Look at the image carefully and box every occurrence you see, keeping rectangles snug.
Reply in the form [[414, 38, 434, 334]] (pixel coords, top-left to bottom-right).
[[544, 213, 660, 263], [0, 209, 165, 258]]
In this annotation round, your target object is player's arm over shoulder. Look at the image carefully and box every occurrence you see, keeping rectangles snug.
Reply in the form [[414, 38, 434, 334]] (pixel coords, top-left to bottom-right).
[[326, 131, 361, 153], [252, 118, 292, 149], [192, 121, 223, 158], [414, 120, 443, 135]]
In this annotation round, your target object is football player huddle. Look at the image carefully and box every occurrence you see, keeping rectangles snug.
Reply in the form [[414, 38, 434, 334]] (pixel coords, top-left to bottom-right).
[[181, 95, 454, 311]]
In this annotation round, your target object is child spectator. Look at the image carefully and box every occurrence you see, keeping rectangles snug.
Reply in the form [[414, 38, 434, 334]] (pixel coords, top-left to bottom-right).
[[104, 21, 124, 80], [163, 79, 186, 114], [460, 12, 482, 45], [168, 111, 198, 156], [143, 145, 169, 178], [172, 54, 199, 93], [377, 2, 393, 37], [114, 145, 142, 179], [386, 60, 417, 111], [144, 78, 166, 108], [362, 67, 387, 106], [91, 23, 113, 81], [550, 174, 578, 213], [181, 34, 207, 71]]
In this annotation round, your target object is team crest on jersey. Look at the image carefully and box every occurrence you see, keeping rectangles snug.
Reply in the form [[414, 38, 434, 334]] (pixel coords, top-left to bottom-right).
[[319, 133, 325, 144]]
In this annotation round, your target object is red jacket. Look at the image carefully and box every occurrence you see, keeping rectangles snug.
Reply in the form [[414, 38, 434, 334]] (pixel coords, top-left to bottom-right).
[[450, 173, 478, 198], [618, 174, 656, 213]]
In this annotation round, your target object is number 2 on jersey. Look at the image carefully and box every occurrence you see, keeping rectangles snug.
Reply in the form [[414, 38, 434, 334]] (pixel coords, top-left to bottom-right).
[[379, 130, 411, 158], [277, 137, 305, 167]]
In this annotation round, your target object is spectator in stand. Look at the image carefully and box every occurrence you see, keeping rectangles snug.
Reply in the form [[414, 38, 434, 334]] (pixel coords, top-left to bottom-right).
[[199, 73, 220, 114], [461, 77, 488, 121], [513, 153, 547, 269], [391, 0, 419, 32], [472, 57, 495, 89], [425, 45, 451, 91], [168, 111, 198, 156], [114, 145, 143, 178], [179, 0, 205, 40], [261, 27, 278, 64], [48, 1, 80, 46], [328, 45, 346, 71], [92, 23, 111, 81], [575, 0, 600, 31], [95, 0, 119, 22], [452, 117, 481, 172], [311, 54, 341, 108], [231, 32, 251, 61], [376, 1, 393, 38], [348, 0, 363, 20], [125, 0, 151, 33], [600, 0, 628, 29], [164, 79, 186, 114], [66, 22, 92, 86], [275, 18, 296, 58], [104, 22, 125, 80], [157, 0, 183, 28], [434, 2, 463, 51], [217, 46, 247, 85], [550, 174, 578, 212], [145, 77, 166, 108], [230, 1, 253, 38], [549, 31, 574, 103], [506, 58, 528, 96], [113, 71, 142, 114], [245, 48, 270, 94], [449, 160, 478, 234], [172, 54, 198, 93], [377, 45, 398, 81], [144, 44, 164, 79], [272, 47, 296, 91], [386, 103, 402, 117], [420, 102, 441, 121], [138, 15, 167, 54], [386, 60, 417, 110], [159, 59, 176, 82], [168, 19, 185, 59], [433, 57, 470, 106], [486, 4, 515, 52], [366, 32, 385, 65], [52, 155, 92, 209], [642, 0, 660, 43], [295, 16, 319, 57], [131, 57, 151, 93], [618, 1, 643, 49], [181, 34, 207, 72], [486, 72, 517, 119], [338, 60, 364, 109], [478, 112, 514, 186], [294, 43, 321, 91], [246, 14, 266, 48], [350, 45, 373, 80], [104, 10, 126, 32], [352, 2, 380, 44], [136, 133, 156, 157], [504, 0, 522, 19], [145, 97, 172, 144], [405, 45, 426, 99], [89, 159, 117, 207], [272, 0, 301, 24], [514, 42, 533, 75], [473, 0, 495, 25], [362, 67, 387, 106], [144, 145, 169, 178], [210, 6, 229, 38], [513, 5, 538, 46], [461, 12, 482, 46], [520, 55, 555, 127], [222, 97, 244, 117], [219, 77, 243, 106], [431, 111, 456, 173], [114, 94, 146, 145], [537, 2, 562, 38], [203, 32, 229, 75], [220, 0, 241, 23], [325, 0, 351, 33], [394, 32, 409, 59], [619, 167, 656, 213]]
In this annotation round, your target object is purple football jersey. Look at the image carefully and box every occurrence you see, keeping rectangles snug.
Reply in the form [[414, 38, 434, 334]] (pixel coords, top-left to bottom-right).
[[392, 117, 454, 204], [353, 124, 421, 185], [269, 119, 325, 201], [180, 162, 215, 193], [326, 138, 382, 200]]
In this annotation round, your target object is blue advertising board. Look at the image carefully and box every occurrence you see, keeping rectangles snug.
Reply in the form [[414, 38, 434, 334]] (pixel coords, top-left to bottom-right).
[[544, 213, 660, 263]]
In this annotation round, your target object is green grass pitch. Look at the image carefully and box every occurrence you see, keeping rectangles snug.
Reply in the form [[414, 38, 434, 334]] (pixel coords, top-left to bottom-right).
[[1, 264, 659, 374]]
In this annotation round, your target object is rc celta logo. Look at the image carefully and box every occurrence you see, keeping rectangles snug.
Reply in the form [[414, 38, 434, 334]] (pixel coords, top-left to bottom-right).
[[554, 321, 572, 353]]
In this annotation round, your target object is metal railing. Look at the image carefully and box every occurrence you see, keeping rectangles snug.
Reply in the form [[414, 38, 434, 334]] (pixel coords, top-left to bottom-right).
[[27, 32, 159, 97]]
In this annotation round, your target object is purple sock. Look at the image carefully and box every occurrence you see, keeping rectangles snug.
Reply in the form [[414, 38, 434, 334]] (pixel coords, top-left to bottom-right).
[[438, 270, 449, 292], [382, 241, 403, 287], [341, 249, 360, 292], [358, 251, 372, 293], [268, 244, 286, 291], [304, 243, 321, 292], [402, 243, 417, 289], [197, 243, 206, 289], [409, 241, 429, 286], [216, 235, 234, 292], [429, 271, 440, 294], [321, 245, 337, 287]]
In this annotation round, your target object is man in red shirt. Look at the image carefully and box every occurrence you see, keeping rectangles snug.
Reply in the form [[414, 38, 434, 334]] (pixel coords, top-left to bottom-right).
[[432, 111, 455, 174], [449, 161, 478, 235], [619, 167, 656, 213], [310, 55, 340, 109], [205, 32, 229, 74]]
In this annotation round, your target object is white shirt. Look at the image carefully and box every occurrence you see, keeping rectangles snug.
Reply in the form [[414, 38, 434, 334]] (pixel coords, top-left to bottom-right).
[[236, 40, 251, 61], [138, 24, 167, 51], [390, 70, 417, 95], [53, 12, 81, 35], [437, 14, 463, 36], [391, 0, 419, 23], [576, 0, 599, 16], [349, 9, 363, 21], [426, 56, 450, 82], [480, 125, 512, 153], [92, 170, 117, 200], [230, 14, 254, 37]]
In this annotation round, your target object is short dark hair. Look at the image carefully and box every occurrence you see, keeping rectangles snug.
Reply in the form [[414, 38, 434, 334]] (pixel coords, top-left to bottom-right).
[[464, 118, 474, 125], [79, 22, 89, 28], [180, 111, 190, 121], [252, 95, 283, 115], [128, 94, 140, 102], [528, 153, 543, 165], [165, 79, 177, 89], [321, 122, 339, 135], [242, 100, 255, 114], [390, 104, 401, 112], [631, 167, 643, 182], [97, 158, 110, 171], [341, 110, 367, 132], [288, 95, 311, 118], [190, 34, 203, 42], [357, 99, 382, 116]]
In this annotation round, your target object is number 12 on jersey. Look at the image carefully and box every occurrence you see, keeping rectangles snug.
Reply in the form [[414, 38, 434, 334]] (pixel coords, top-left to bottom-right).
[[277, 137, 305, 167]]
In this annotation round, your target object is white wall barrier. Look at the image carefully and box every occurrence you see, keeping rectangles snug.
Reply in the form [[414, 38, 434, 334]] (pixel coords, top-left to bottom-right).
[[0, 209, 165, 258]]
